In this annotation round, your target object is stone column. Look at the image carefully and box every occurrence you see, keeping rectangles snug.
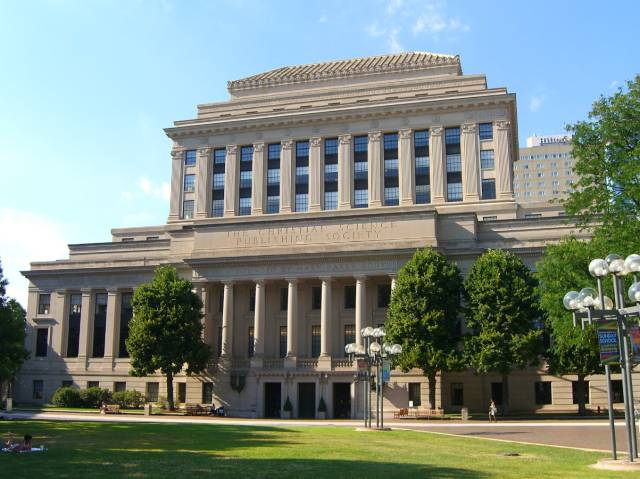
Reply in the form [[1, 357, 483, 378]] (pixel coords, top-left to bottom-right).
[[355, 276, 366, 346], [55, 290, 67, 356], [430, 126, 446, 204], [368, 132, 383, 207], [168, 148, 183, 221], [251, 142, 266, 215], [253, 280, 266, 360], [461, 123, 480, 201], [398, 129, 415, 206], [224, 145, 239, 217], [195, 147, 212, 218], [221, 281, 234, 357], [389, 274, 397, 291], [338, 134, 353, 209], [286, 278, 298, 358], [103, 289, 120, 362], [309, 137, 322, 212], [280, 140, 294, 213], [495, 120, 514, 199], [78, 289, 93, 362], [320, 277, 332, 358]]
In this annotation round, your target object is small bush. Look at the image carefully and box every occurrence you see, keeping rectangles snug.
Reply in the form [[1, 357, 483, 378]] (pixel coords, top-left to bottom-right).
[[112, 390, 145, 409], [283, 396, 293, 412], [156, 395, 168, 409], [51, 387, 83, 408], [80, 387, 112, 408], [318, 397, 327, 412]]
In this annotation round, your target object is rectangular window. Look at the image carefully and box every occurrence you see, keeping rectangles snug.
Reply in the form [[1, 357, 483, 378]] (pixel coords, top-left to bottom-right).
[[66, 293, 82, 357], [38, 293, 51, 315], [353, 135, 368, 208], [212, 172, 225, 189], [295, 141, 309, 212], [212, 199, 224, 218], [87, 381, 99, 389], [279, 326, 287, 358], [312, 287, 321, 310], [344, 324, 355, 350], [183, 174, 195, 193], [184, 150, 196, 166], [33, 380, 43, 400], [182, 200, 194, 219], [311, 325, 321, 358], [445, 127, 462, 202], [383, 133, 399, 206], [238, 145, 253, 216], [92, 292, 108, 358], [119, 292, 133, 357], [249, 287, 255, 312], [451, 382, 464, 406], [480, 149, 494, 169], [414, 130, 430, 204], [114, 382, 126, 393], [611, 380, 623, 403], [248, 326, 255, 358], [280, 288, 288, 311], [146, 382, 159, 403], [344, 285, 356, 309], [377, 284, 391, 308], [177, 383, 187, 403], [266, 143, 280, 214], [324, 138, 338, 210], [212, 149, 226, 217], [572, 380, 590, 405], [535, 381, 552, 405], [202, 382, 214, 404], [35, 328, 48, 357], [481, 179, 496, 200], [478, 123, 493, 140], [239, 197, 251, 216], [408, 383, 422, 407]]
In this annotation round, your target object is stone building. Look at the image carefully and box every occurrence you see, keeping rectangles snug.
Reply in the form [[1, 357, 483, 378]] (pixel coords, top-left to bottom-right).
[[18, 52, 614, 417]]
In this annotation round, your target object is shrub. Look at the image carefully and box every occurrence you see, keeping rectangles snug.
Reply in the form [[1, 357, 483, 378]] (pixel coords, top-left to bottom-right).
[[51, 386, 83, 408], [80, 387, 112, 408], [318, 397, 327, 412], [156, 395, 168, 409], [283, 396, 292, 412], [112, 390, 145, 409]]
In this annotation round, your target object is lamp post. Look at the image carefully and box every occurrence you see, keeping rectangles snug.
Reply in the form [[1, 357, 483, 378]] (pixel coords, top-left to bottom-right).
[[564, 253, 640, 462], [345, 327, 402, 429]]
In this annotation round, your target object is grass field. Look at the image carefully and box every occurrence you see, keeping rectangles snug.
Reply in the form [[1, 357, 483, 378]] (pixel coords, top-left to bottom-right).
[[0, 420, 635, 478]]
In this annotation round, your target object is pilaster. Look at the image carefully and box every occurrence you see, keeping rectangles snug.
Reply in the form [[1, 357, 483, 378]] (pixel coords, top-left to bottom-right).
[[355, 276, 366, 346], [168, 148, 184, 221], [78, 289, 94, 364], [251, 142, 266, 215], [221, 281, 234, 357], [224, 145, 239, 217], [319, 277, 332, 359], [195, 147, 212, 218], [429, 126, 446, 204], [398, 128, 415, 206], [280, 140, 294, 213], [495, 120, 514, 199], [461, 123, 480, 201], [368, 132, 383, 207], [286, 278, 298, 358], [103, 289, 120, 362], [309, 137, 322, 212], [251, 280, 266, 368], [338, 134, 353, 210]]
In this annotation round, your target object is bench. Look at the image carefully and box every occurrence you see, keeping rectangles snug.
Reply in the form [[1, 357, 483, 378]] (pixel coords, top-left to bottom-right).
[[102, 404, 120, 414], [415, 408, 444, 419], [185, 404, 210, 416], [394, 408, 409, 419]]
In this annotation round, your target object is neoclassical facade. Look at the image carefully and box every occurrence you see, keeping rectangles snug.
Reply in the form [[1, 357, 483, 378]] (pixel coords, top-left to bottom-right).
[[18, 52, 607, 417]]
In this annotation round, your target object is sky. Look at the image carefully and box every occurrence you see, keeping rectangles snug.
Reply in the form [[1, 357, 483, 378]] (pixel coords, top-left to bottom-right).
[[0, 0, 638, 306]]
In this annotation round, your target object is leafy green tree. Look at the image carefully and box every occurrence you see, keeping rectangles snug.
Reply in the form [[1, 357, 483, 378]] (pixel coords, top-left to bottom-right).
[[386, 248, 463, 409], [0, 260, 29, 400], [563, 75, 640, 242], [536, 237, 601, 415], [464, 250, 542, 414], [127, 266, 210, 410]]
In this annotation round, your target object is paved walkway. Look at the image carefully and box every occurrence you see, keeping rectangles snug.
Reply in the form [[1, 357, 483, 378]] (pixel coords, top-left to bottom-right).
[[1, 410, 633, 453]]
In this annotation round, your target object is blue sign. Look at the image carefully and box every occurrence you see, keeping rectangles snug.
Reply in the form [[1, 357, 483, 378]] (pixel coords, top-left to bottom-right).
[[382, 360, 391, 383]]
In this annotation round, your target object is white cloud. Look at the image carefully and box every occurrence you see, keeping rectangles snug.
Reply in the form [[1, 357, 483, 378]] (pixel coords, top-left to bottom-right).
[[387, 0, 405, 14], [365, 23, 404, 53], [0, 208, 69, 308], [412, 11, 469, 36], [317, 14, 327, 24], [388, 28, 403, 53], [610, 80, 619, 89], [121, 176, 170, 202], [529, 95, 544, 112]]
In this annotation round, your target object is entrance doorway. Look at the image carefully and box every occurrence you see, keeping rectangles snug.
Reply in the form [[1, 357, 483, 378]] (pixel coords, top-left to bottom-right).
[[264, 382, 281, 418], [333, 383, 351, 419], [298, 383, 316, 418], [491, 382, 504, 406]]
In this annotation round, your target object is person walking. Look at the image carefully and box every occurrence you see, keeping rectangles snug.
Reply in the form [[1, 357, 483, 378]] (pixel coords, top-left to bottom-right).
[[489, 400, 498, 422]]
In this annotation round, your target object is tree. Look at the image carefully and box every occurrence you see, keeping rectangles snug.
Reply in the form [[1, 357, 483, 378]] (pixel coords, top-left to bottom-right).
[[0, 259, 29, 400], [464, 250, 542, 414], [386, 248, 463, 410], [127, 266, 210, 410], [536, 237, 601, 415], [563, 76, 640, 241]]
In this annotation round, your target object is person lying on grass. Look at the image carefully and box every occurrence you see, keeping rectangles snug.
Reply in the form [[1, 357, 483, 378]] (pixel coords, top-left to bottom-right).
[[4, 434, 32, 452]]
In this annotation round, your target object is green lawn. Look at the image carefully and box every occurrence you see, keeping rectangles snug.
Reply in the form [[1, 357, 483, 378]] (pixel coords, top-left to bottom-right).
[[0, 420, 634, 478]]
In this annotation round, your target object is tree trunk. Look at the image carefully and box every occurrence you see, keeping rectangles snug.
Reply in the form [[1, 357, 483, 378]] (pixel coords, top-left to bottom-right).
[[427, 372, 437, 410], [502, 374, 510, 416], [577, 374, 587, 416], [166, 372, 175, 411]]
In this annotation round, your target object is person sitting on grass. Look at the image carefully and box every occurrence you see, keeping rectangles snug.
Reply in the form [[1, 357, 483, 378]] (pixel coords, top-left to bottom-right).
[[8, 434, 32, 452]]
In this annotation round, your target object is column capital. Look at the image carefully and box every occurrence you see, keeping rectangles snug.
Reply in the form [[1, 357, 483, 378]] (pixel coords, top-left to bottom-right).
[[222, 280, 235, 287], [461, 122, 477, 134], [226, 144, 237, 155], [388, 273, 397, 280], [339, 134, 352, 144], [495, 119, 511, 130], [310, 137, 322, 147], [80, 288, 93, 295], [354, 275, 368, 283], [198, 147, 212, 157], [171, 148, 185, 159], [430, 125, 444, 136], [253, 142, 264, 152], [285, 277, 299, 285], [318, 276, 333, 283], [281, 139, 294, 150], [106, 288, 120, 295], [399, 128, 412, 139], [254, 279, 266, 286], [368, 131, 382, 142]]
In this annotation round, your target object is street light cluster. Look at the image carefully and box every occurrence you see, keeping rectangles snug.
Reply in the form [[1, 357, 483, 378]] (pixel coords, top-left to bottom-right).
[[562, 252, 640, 462], [345, 326, 402, 430]]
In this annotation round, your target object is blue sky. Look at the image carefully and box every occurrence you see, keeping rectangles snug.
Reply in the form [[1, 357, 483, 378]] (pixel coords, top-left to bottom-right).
[[1, 0, 638, 305]]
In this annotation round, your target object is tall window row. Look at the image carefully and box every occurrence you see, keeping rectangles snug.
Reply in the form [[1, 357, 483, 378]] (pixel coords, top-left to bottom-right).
[[445, 127, 463, 202], [182, 149, 196, 219], [324, 138, 338, 210], [383, 133, 399, 206], [239, 146, 253, 216], [414, 130, 430, 204], [267, 144, 280, 214], [295, 141, 309, 212], [212, 148, 225, 217], [353, 135, 368, 208]]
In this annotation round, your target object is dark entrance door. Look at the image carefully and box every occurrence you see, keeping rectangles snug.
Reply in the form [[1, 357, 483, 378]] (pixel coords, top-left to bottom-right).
[[333, 383, 351, 419], [264, 382, 281, 418], [491, 382, 504, 406], [298, 383, 316, 418]]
